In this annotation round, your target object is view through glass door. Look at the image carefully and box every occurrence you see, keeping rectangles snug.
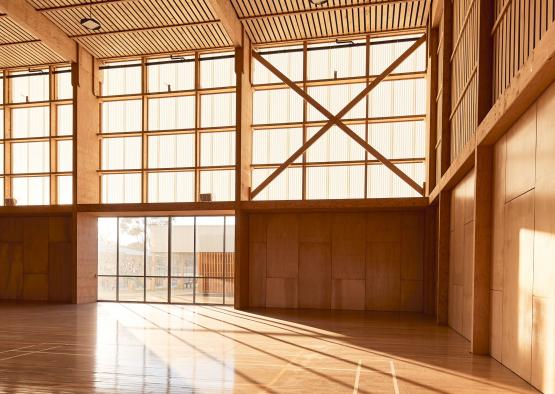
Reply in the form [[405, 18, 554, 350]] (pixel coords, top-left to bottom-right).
[[97, 215, 235, 304]]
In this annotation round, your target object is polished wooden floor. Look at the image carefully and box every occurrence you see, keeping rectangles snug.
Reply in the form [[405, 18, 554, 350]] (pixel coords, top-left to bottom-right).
[[0, 303, 536, 393]]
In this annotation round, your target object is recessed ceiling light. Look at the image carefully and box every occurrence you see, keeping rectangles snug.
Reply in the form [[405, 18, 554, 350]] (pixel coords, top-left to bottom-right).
[[309, 0, 329, 5], [80, 1, 101, 31]]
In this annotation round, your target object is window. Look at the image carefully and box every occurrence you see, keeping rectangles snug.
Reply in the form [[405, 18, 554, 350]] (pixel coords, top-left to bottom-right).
[[100, 51, 236, 204], [98, 216, 235, 304], [0, 66, 73, 205], [251, 35, 427, 200]]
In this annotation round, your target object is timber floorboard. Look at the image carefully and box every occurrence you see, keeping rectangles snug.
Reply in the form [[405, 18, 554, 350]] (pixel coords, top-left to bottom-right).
[[0, 302, 537, 393]]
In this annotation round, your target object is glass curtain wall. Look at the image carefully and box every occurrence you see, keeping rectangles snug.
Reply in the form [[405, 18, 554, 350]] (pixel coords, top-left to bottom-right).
[[98, 215, 235, 305], [0, 66, 73, 205], [251, 34, 427, 199], [99, 52, 236, 204]]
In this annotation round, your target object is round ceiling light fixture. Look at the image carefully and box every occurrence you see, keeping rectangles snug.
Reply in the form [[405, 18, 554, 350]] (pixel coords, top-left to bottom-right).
[[80, 1, 101, 31], [309, 0, 329, 5]]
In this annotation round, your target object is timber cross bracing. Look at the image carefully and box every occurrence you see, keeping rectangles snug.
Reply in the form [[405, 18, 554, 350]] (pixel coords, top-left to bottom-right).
[[250, 33, 427, 199]]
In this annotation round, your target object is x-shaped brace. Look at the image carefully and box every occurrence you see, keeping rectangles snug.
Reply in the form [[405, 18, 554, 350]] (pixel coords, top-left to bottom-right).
[[250, 34, 427, 199]]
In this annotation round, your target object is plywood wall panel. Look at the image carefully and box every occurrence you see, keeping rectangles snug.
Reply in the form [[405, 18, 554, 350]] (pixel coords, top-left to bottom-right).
[[491, 136, 506, 291], [367, 212, 401, 243], [366, 242, 401, 311], [49, 217, 72, 243], [531, 296, 555, 394], [505, 108, 536, 202], [249, 214, 268, 243], [266, 277, 297, 308], [23, 274, 48, 301], [299, 243, 331, 309], [266, 214, 298, 278], [298, 214, 330, 243], [331, 213, 365, 280], [0, 244, 23, 300], [502, 190, 535, 381], [249, 242, 266, 307], [48, 242, 72, 302], [401, 280, 424, 312], [0, 218, 23, 242], [490, 289, 503, 361], [331, 279, 365, 310], [400, 212, 424, 281], [23, 218, 49, 275], [449, 284, 464, 335]]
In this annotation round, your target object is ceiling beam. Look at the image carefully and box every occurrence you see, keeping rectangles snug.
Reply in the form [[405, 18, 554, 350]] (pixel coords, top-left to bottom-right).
[[239, 0, 421, 20], [0, 0, 77, 62], [205, 0, 242, 47]]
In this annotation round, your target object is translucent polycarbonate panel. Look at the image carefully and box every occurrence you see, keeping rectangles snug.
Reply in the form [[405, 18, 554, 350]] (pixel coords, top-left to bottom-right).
[[196, 216, 224, 252], [367, 121, 425, 160], [55, 68, 73, 100], [367, 79, 426, 117], [253, 89, 303, 124], [57, 175, 72, 204], [148, 172, 195, 203], [148, 134, 195, 168], [200, 170, 234, 201], [11, 71, 49, 103], [0, 178, 3, 205], [101, 173, 141, 203], [98, 277, 117, 301], [200, 131, 235, 166], [12, 142, 49, 174], [307, 40, 366, 80], [148, 96, 195, 130], [224, 216, 235, 254], [57, 105, 73, 136], [195, 278, 224, 304], [0, 109, 3, 138], [0, 74, 3, 104], [101, 100, 142, 133], [118, 277, 144, 302], [101, 137, 141, 170], [200, 52, 235, 88], [306, 165, 365, 200], [252, 167, 302, 201], [171, 217, 195, 277], [171, 278, 194, 302], [0, 145, 3, 173], [11, 106, 50, 138], [200, 93, 236, 128], [147, 57, 195, 92], [306, 125, 366, 163], [98, 217, 118, 275], [146, 217, 169, 276], [146, 278, 168, 302], [252, 128, 302, 165], [253, 45, 303, 84], [367, 162, 424, 198], [57, 140, 73, 172], [370, 35, 426, 75], [101, 61, 141, 96], [307, 83, 366, 121], [118, 217, 145, 276], [12, 176, 49, 205]]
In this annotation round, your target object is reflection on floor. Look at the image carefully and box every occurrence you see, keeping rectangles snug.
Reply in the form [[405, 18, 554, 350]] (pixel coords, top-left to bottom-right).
[[0, 303, 536, 393]]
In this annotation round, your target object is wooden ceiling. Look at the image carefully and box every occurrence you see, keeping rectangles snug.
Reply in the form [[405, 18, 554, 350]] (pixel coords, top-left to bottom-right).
[[232, 0, 430, 44], [1, 0, 429, 67], [0, 13, 64, 68]]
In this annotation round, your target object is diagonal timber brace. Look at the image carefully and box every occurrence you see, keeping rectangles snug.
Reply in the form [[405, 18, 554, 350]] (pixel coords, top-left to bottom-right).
[[250, 34, 427, 199]]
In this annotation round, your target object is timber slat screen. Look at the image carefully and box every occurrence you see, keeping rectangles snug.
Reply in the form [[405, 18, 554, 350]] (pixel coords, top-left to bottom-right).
[[250, 35, 427, 200], [492, 0, 555, 103], [0, 66, 73, 205], [98, 215, 235, 305], [99, 52, 236, 204], [450, 0, 479, 162]]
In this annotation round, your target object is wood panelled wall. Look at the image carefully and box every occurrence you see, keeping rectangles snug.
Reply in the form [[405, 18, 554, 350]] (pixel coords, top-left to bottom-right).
[[490, 81, 555, 393], [492, 0, 555, 103], [248, 210, 433, 311], [448, 169, 475, 340], [0, 215, 73, 302], [450, 0, 479, 160]]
